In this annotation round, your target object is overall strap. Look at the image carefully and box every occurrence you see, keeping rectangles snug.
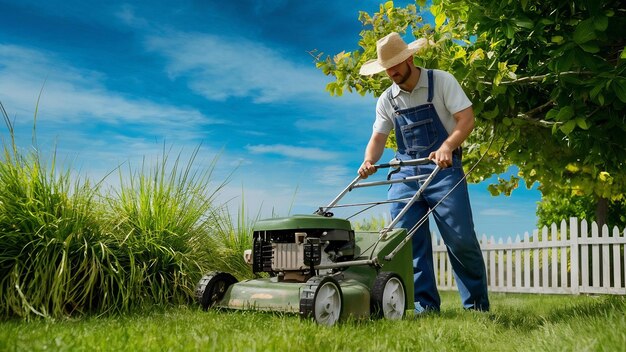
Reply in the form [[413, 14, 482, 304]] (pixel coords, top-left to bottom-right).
[[427, 70, 434, 103], [386, 88, 400, 112]]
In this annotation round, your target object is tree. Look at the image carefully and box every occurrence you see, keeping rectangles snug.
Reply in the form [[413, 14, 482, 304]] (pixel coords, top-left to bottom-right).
[[537, 194, 626, 229], [314, 0, 626, 228]]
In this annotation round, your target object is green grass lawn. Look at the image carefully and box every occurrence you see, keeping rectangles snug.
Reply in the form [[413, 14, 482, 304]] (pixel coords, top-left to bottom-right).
[[1, 291, 624, 352]]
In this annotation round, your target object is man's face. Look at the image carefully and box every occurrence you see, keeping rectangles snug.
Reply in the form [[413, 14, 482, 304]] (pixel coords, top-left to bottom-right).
[[385, 59, 412, 85]]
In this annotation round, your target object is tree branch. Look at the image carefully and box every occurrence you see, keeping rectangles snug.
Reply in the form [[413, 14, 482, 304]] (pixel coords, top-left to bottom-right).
[[525, 100, 555, 118], [481, 71, 594, 86], [515, 100, 560, 127], [515, 114, 559, 127]]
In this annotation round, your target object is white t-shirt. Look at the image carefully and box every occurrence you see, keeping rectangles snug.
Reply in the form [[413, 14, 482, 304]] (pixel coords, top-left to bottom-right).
[[373, 68, 472, 136]]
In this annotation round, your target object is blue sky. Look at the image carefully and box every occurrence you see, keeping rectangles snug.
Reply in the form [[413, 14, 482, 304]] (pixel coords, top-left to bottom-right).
[[0, 0, 541, 238]]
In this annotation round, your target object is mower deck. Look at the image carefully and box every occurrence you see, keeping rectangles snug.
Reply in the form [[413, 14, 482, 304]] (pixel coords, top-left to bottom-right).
[[197, 227, 414, 325]]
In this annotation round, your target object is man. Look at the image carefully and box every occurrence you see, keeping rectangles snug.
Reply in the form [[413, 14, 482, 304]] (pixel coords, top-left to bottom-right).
[[358, 32, 489, 313]]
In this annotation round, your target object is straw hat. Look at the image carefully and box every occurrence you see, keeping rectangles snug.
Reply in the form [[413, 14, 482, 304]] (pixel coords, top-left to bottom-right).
[[359, 32, 428, 75]]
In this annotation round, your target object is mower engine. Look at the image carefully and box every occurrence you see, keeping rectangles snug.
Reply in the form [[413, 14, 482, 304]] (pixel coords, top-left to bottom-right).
[[249, 215, 355, 282]]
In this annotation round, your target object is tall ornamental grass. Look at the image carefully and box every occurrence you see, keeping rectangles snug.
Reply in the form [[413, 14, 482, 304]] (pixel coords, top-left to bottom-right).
[[203, 202, 257, 281], [104, 147, 227, 306], [351, 214, 388, 231], [0, 106, 121, 318], [0, 102, 241, 319], [0, 150, 113, 318]]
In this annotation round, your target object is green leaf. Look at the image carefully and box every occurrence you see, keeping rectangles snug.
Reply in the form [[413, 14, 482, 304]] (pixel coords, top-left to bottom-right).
[[556, 106, 575, 121], [505, 23, 514, 39], [560, 74, 583, 85], [515, 19, 534, 29], [468, 48, 485, 63], [435, 13, 446, 28], [551, 36, 564, 43], [326, 82, 336, 93], [573, 19, 597, 44], [545, 109, 558, 120], [487, 184, 500, 196], [430, 3, 441, 16], [560, 120, 577, 134], [552, 122, 559, 134], [384, 1, 394, 10], [482, 105, 500, 120], [566, 19, 579, 26], [621, 47, 626, 59], [593, 16, 608, 31], [539, 18, 554, 25], [590, 84, 603, 99], [554, 49, 576, 72], [579, 43, 600, 53], [453, 47, 466, 60], [575, 117, 590, 130], [613, 80, 626, 103]]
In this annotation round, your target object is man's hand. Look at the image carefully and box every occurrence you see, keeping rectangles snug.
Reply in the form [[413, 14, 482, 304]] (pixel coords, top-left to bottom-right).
[[429, 106, 474, 168], [358, 160, 377, 179], [360, 132, 387, 178], [429, 142, 453, 168]]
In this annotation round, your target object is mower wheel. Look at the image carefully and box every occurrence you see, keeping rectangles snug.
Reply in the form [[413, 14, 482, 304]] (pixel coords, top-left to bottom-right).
[[371, 272, 406, 320], [299, 276, 343, 326], [195, 272, 237, 310]]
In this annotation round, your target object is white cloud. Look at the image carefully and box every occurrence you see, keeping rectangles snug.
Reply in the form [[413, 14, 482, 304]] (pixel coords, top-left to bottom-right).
[[115, 4, 150, 29], [0, 44, 223, 139], [0, 43, 232, 199], [245, 144, 341, 161], [145, 31, 331, 104], [314, 165, 353, 186]]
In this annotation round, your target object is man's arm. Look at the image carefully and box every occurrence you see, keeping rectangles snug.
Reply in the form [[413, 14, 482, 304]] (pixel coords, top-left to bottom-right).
[[429, 106, 475, 168], [359, 132, 388, 178]]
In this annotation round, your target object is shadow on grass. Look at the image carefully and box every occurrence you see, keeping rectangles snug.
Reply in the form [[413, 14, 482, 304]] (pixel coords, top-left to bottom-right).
[[544, 295, 625, 323], [486, 295, 626, 332]]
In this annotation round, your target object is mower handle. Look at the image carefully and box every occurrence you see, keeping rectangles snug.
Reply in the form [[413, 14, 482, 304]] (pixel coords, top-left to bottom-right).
[[315, 158, 435, 216], [374, 157, 433, 169]]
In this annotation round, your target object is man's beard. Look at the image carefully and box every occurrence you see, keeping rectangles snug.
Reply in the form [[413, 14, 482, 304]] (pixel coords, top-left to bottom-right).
[[392, 62, 412, 85]]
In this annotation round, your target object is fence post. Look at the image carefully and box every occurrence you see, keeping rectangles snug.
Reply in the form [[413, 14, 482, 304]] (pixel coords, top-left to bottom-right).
[[533, 229, 540, 291], [515, 234, 522, 289], [489, 235, 496, 288], [592, 221, 600, 288], [601, 225, 611, 290], [570, 217, 579, 294], [560, 220, 568, 290], [542, 226, 549, 289], [581, 219, 589, 292], [524, 232, 530, 290], [612, 226, 622, 290]]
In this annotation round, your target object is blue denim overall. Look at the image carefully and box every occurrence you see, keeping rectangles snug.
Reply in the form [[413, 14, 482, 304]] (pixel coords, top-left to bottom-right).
[[387, 70, 489, 311]]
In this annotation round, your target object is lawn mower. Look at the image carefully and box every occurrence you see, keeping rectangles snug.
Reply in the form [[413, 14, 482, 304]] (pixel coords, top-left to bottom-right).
[[195, 158, 440, 325]]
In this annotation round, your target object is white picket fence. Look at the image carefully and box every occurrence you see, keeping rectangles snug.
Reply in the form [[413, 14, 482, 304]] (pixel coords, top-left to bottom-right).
[[433, 218, 626, 295]]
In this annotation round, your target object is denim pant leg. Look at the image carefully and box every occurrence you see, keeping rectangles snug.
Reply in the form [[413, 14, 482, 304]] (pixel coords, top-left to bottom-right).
[[390, 198, 441, 311], [425, 167, 490, 310]]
